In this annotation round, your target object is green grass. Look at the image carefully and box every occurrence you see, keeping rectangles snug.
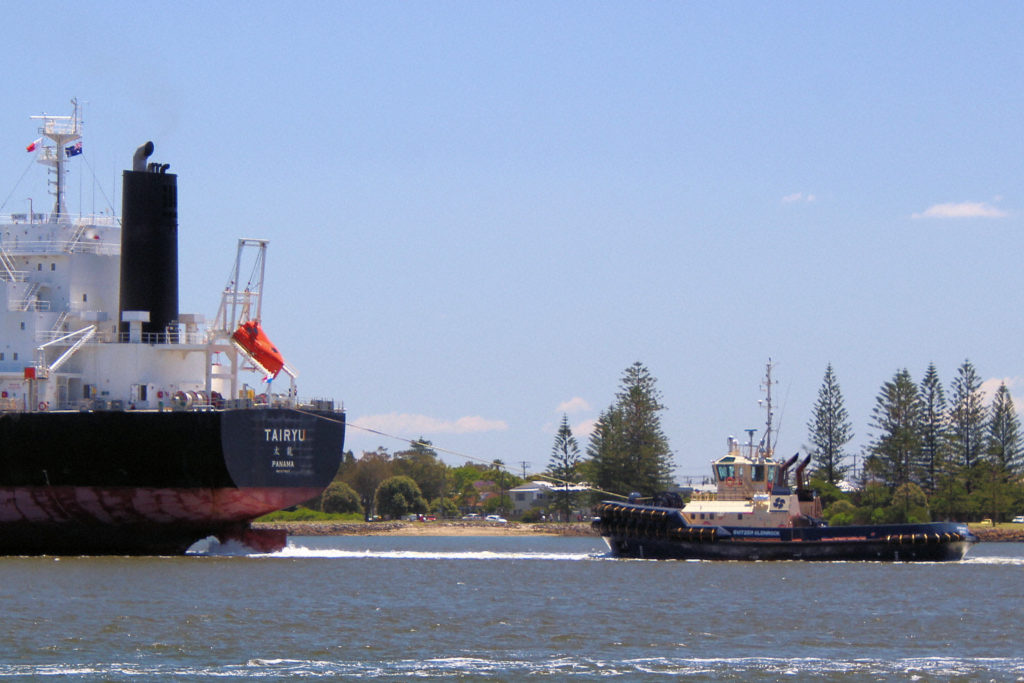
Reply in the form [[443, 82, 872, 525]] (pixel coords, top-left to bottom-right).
[[256, 508, 365, 523]]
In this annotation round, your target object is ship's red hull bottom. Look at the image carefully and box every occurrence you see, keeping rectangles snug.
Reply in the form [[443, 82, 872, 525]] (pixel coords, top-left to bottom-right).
[[0, 486, 320, 555]]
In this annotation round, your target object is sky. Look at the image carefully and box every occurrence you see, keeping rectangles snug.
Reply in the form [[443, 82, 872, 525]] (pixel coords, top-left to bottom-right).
[[3, 2, 1023, 483]]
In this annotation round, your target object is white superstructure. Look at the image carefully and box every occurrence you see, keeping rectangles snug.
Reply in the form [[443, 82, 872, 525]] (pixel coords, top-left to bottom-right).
[[0, 102, 301, 414]]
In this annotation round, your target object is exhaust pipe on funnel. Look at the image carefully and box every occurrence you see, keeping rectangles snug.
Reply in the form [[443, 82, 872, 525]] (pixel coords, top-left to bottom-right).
[[132, 141, 154, 172]]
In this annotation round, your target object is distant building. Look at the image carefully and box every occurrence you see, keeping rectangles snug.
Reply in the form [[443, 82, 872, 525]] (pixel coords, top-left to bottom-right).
[[509, 480, 591, 517], [509, 481, 548, 515]]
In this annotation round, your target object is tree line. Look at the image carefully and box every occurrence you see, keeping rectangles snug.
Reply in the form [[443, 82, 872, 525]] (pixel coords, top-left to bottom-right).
[[308, 439, 523, 520], [807, 359, 1023, 523], [553, 358, 1022, 524], [301, 360, 675, 522], [544, 361, 674, 516], [303, 358, 1020, 525]]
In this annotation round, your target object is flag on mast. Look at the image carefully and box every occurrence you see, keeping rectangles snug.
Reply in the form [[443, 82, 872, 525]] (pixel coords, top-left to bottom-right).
[[25, 137, 43, 153]]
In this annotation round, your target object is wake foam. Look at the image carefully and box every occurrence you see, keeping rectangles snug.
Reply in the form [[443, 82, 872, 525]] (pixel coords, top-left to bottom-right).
[[4, 655, 1022, 679], [262, 546, 606, 561], [960, 554, 1024, 566]]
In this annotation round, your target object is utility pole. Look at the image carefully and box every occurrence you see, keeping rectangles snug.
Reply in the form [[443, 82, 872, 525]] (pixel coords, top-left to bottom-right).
[[519, 461, 529, 479]]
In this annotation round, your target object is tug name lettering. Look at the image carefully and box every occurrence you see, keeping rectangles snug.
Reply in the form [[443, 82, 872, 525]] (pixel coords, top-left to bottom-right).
[[264, 428, 307, 442]]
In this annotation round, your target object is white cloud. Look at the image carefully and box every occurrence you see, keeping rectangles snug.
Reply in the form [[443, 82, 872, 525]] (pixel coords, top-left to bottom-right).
[[572, 418, 597, 439], [911, 202, 1008, 219], [782, 192, 815, 204], [557, 396, 591, 414], [980, 377, 1024, 413], [353, 412, 509, 436], [542, 416, 596, 440]]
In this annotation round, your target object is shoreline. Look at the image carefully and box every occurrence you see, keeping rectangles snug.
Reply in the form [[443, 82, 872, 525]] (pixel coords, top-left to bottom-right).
[[253, 520, 599, 537], [254, 520, 1024, 542], [970, 526, 1024, 542]]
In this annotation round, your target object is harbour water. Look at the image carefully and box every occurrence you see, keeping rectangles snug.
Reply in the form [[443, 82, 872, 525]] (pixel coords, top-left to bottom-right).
[[1, 536, 1022, 681]]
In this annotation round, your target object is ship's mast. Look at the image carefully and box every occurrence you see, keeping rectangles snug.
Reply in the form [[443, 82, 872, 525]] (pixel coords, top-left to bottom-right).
[[29, 98, 82, 219], [761, 358, 776, 458]]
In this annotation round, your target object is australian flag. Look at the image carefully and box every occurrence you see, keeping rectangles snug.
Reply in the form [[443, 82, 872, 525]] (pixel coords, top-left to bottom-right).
[[65, 141, 83, 158]]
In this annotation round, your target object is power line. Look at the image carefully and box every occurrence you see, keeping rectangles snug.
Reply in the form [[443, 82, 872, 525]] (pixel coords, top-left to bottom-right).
[[292, 408, 629, 500]]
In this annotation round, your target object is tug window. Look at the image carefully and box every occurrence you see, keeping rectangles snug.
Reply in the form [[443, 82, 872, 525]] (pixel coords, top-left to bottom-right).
[[753, 465, 765, 482], [716, 465, 735, 481]]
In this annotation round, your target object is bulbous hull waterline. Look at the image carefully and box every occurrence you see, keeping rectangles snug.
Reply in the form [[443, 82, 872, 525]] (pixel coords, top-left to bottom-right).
[[0, 408, 345, 554]]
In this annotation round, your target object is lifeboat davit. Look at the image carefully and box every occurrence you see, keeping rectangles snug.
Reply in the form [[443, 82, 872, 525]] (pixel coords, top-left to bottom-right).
[[231, 320, 285, 378]]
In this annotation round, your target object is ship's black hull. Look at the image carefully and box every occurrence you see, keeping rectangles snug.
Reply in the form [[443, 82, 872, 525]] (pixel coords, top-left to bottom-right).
[[0, 407, 344, 555], [602, 531, 975, 562], [594, 503, 977, 562]]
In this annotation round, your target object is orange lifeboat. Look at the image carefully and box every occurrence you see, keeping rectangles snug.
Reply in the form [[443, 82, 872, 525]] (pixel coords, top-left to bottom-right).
[[231, 320, 285, 378]]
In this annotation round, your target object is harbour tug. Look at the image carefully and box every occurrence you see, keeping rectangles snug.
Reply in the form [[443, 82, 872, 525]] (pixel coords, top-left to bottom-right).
[[593, 364, 976, 562]]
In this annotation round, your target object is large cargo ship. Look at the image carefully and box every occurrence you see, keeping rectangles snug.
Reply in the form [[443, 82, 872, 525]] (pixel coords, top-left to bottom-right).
[[0, 102, 345, 554], [593, 362, 976, 561]]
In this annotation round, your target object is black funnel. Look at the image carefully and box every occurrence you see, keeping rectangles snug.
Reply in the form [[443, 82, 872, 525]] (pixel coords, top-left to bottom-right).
[[119, 141, 178, 339]]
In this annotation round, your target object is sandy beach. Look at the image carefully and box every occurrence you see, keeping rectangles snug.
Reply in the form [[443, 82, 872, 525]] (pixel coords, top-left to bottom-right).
[[253, 520, 598, 537]]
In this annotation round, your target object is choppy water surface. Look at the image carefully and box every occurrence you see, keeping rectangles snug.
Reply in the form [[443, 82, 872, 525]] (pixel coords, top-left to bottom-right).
[[0, 536, 1021, 681]]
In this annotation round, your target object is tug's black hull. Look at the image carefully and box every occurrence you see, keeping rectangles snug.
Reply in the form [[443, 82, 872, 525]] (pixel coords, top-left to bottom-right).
[[594, 502, 977, 562], [0, 408, 345, 555]]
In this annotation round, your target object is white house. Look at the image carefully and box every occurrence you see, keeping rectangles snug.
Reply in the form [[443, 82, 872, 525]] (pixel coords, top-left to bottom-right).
[[509, 480, 591, 517]]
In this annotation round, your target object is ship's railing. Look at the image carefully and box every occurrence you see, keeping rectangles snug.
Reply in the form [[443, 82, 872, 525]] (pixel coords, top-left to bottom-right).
[[65, 396, 344, 413], [115, 330, 207, 345], [35, 327, 80, 343], [32, 328, 206, 345], [0, 239, 120, 256], [5, 213, 48, 223], [0, 245, 25, 282], [15, 299, 51, 312], [10, 282, 45, 311], [2, 213, 119, 227], [9, 388, 343, 414]]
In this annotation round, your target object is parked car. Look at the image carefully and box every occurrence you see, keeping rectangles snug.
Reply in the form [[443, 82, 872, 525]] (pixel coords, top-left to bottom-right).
[[461, 513, 481, 521], [485, 515, 507, 524], [1012, 516, 1024, 524]]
